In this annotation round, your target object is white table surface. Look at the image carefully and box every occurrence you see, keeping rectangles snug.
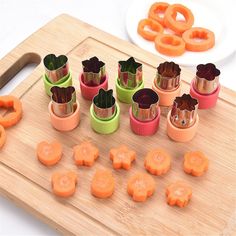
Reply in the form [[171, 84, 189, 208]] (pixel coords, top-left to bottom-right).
[[0, 0, 235, 235]]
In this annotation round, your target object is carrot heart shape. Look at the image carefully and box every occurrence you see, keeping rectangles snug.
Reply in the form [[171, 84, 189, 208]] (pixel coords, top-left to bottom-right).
[[37, 140, 62, 166], [73, 141, 99, 167], [127, 172, 155, 202], [91, 169, 115, 199], [52, 171, 77, 198]]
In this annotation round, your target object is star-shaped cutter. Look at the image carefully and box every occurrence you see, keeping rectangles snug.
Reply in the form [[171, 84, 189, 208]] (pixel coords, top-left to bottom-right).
[[155, 61, 181, 91], [44, 54, 69, 83], [93, 88, 116, 120], [82, 56, 106, 86], [132, 88, 159, 122], [118, 57, 142, 89], [170, 93, 198, 128], [50, 86, 76, 117], [194, 63, 220, 95]]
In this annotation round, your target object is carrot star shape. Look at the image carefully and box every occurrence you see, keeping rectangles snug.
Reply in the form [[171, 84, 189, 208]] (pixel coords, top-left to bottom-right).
[[166, 181, 192, 208], [110, 145, 136, 170], [73, 141, 99, 167]]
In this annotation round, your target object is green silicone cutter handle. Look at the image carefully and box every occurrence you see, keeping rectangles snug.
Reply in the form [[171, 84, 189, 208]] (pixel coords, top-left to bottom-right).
[[43, 72, 72, 96], [115, 78, 144, 104], [90, 102, 120, 134]]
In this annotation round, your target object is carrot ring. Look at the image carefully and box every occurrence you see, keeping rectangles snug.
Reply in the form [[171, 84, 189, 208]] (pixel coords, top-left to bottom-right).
[[148, 2, 170, 26], [0, 95, 23, 128], [155, 34, 185, 56], [182, 27, 215, 52], [137, 18, 164, 41], [0, 125, 6, 149], [164, 4, 194, 34]]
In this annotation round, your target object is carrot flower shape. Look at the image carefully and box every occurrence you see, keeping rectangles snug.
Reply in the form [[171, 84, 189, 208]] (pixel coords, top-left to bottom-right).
[[144, 148, 171, 176], [91, 169, 115, 199], [127, 172, 155, 202], [73, 141, 99, 167], [183, 151, 209, 176], [37, 141, 62, 166], [51, 171, 77, 198], [166, 181, 192, 207], [110, 145, 136, 170]]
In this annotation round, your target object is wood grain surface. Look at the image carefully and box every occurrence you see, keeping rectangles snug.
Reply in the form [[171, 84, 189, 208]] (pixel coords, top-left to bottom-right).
[[0, 14, 235, 236]]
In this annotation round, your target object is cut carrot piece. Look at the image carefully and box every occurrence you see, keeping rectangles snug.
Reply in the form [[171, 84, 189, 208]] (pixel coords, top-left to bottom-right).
[[144, 148, 171, 175], [166, 181, 192, 207], [52, 171, 77, 198], [183, 151, 209, 176], [148, 2, 171, 26], [37, 141, 62, 166], [155, 34, 185, 56], [164, 4, 194, 34], [0, 95, 23, 128], [91, 169, 115, 199], [137, 18, 164, 41], [127, 172, 155, 202], [110, 145, 136, 170], [73, 141, 99, 167], [182, 27, 215, 52], [0, 125, 6, 149]]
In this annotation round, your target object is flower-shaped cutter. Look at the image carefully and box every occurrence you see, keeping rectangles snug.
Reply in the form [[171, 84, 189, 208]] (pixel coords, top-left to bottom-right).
[[118, 57, 143, 89], [194, 63, 220, 95], [93, 88, 116, 120], [50, 86, 76, 117], [156, 61, 181, 91], [132, 88, 159, 122], [170, 94, 198, 128], [44, 54, 69, 84], [82, 56, 106, 86]]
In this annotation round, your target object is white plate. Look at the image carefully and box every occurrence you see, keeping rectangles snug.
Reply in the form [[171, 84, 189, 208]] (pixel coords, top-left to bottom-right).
[[126, 0, 236, 66]]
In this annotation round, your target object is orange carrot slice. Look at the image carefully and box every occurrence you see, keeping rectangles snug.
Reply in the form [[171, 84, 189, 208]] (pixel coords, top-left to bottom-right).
[[155, 34, 185, 56], [144, 148, 171, 175], [148, 2, 170, 26], [127, 172, 155, 202], [110, 145, 136, 170], [91, 169, 115, 198], [0, 125, 6, 149], [183, 151, 209, 176], [164, 4, 194, 35], [0, 95, 22, 128], [138, 18, 164, 41], [52, 171, 77, 198], [166, 181, 192, 207], [182, 27, 215, 52], [73, 141, 99, 167], [37, 141, 62, 166]]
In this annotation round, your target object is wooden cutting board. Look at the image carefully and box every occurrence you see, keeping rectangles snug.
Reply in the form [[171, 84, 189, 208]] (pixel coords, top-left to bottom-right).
[[0, 14, 235, 236]]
